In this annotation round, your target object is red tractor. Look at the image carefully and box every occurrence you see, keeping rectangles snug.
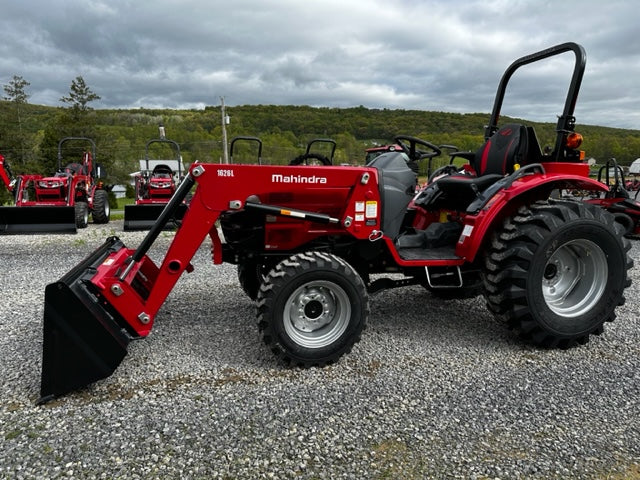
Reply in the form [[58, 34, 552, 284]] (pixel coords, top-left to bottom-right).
[[0, 137, 109, 234], [40, 42, 633, 402], [583, 158, 640, 237], [229, 136, 263, 165], [123, 128, 186, 230], [289, 138, 337, 165]]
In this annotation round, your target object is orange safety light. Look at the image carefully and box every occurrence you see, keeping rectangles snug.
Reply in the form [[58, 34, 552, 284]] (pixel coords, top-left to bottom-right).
[[566, 132, 583, 149]]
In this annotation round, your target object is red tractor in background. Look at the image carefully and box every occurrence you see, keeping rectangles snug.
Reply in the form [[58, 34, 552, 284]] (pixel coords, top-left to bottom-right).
[[289, 138, 337, 165], [582, 157, 640, 237], [0, 137, 109, 234], [39, 42, 633, 403], [229, 136, 263, 165], [123, 126, 186, 230]]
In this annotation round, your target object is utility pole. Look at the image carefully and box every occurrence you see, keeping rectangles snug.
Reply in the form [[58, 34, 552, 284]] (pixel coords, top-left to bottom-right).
[[220, 96, 229, 164]]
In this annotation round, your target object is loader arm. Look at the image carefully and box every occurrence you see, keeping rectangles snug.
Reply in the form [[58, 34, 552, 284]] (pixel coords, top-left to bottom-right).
[[95, 163, 383, 332]]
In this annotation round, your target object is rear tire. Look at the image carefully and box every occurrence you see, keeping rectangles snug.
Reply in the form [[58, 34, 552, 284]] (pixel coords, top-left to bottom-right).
[[257, 252, 368, 366], [238, 259, 274, 301], [483, 199, 632, 348], [75, 201, 89, 229], [92, 189, 110, 224]]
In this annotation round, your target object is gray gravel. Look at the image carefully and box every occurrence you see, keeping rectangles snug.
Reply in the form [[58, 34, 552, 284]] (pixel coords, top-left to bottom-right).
[[0, 221, 639, 479]]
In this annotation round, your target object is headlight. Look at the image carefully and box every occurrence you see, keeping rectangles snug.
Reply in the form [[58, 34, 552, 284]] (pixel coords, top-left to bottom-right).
[[38, 180, 62, 188], [150, 182, 172, 189]]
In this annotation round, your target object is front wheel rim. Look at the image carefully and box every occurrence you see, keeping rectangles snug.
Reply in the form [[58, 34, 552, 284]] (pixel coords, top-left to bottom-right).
[[284, 280, 351, 348], [542, 239, 608, 317]]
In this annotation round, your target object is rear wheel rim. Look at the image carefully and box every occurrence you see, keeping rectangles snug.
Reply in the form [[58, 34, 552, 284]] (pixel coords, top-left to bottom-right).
[[542, 239, 608, 317], [284, 280, 350, 348]]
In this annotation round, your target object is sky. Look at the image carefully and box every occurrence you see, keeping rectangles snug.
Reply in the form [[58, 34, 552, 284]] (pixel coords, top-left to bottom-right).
[[2, 0, 640, 130]]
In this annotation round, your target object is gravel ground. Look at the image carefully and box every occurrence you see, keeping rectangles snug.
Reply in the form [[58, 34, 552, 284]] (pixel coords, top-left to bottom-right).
[[0, 221, 639, 479]]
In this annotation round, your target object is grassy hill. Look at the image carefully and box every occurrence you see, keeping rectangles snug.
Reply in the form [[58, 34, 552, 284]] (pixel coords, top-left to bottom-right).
[[2, 101, 640, 191]]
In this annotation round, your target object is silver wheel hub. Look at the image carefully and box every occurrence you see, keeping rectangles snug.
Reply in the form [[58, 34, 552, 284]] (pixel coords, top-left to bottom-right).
[[284, 280, 350, 349], [542, 239, 608, 317], [292, 287, 335, 332]]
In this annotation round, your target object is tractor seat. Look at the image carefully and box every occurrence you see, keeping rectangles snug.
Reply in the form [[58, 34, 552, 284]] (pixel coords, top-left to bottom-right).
[[62, 163, 85, 175], [151, 165, 174, 179], [416, 123, 539, 211]]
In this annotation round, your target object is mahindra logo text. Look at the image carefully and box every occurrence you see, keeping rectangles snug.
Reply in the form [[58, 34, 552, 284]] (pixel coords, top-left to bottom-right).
[[271, 174, 328, 184]]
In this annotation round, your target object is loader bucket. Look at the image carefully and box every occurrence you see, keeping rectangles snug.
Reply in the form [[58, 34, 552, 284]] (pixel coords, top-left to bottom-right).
[[123, 203, 187, 231], [39, 236, 135, 403], [39, 174, 197, 403], [0, 206, 76, 234]]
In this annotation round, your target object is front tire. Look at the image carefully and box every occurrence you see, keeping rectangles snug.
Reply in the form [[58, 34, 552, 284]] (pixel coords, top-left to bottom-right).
[[92, 189, 110, 224], [483, 199, 632, 348], [257, 252, 368, 366], [74, 201, 89, 229]]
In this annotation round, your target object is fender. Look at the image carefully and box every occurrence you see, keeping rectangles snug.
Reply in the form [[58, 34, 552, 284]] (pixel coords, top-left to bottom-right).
[[456, 165, 608, 262]]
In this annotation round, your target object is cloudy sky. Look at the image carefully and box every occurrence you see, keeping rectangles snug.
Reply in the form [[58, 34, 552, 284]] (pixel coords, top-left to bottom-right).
[[2, 0, 640, 129]]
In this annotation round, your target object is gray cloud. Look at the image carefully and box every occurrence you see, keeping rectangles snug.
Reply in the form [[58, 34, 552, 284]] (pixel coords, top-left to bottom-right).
[[2, 0, 640, 128]]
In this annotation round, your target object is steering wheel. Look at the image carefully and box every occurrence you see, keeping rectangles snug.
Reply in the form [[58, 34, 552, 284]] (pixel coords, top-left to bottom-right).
[[393, 135, 442, 162]]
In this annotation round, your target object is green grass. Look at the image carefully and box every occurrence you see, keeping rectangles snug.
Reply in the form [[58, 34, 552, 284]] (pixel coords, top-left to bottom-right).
[[110, 196, 134, 220], [115, 197, 135, 209]]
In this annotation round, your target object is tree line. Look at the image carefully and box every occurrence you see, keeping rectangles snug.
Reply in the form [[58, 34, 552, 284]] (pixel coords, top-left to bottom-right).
[[2, 74, 640, 205]]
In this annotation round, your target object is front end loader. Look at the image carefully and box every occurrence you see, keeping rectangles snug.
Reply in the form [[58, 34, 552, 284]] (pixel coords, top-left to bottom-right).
[[39, 42, 633, 403]]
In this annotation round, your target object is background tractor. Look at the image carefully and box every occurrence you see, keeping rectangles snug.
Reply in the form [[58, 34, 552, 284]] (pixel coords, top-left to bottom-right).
[[123, 126, 186, 230], [0, 137, 109, 234], [229, 136, 263, 165], [289, 138, 337, 165], [582, 157, 640, 237]]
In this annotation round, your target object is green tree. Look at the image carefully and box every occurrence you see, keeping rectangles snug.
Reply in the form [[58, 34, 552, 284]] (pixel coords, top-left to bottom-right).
[[41, 76, 102, 172], [60, 76, 100, 119], [3, 75, 29, 104], [2, 75, 31, 164]]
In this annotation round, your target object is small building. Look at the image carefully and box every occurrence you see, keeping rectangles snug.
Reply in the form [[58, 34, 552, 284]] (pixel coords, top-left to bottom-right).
[[111, 184, 127, 199]]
